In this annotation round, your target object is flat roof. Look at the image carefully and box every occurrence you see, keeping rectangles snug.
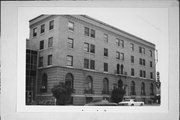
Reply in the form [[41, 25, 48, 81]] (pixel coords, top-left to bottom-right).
[[29, 14, 155, 47]]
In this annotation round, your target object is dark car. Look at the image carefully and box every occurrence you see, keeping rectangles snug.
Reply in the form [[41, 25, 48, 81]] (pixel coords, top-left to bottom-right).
[[84, 99, 118, 106]]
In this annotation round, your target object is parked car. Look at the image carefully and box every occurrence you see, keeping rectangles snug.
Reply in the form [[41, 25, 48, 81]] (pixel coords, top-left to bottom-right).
[[118, 99, 144, 106], [84, 99, 118, 106]]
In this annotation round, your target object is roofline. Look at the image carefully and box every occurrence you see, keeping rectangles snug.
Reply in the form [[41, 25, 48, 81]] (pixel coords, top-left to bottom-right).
[[29, 14, 44, 22], [29, 14, 155, 47], [81, 15, 155, 46]]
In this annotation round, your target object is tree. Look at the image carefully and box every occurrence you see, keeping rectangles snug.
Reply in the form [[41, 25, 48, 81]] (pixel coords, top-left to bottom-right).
[[51, 82, 74, 105], [111, 87, 126, 103]]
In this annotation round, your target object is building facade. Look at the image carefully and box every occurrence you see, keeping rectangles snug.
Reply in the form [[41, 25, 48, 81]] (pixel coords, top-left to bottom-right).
[[28, 15, 156, 105], [26, 39, 38, 104]]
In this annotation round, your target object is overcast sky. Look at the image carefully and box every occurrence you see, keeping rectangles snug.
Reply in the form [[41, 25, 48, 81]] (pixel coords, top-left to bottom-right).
[[19, 7, 168, 79]]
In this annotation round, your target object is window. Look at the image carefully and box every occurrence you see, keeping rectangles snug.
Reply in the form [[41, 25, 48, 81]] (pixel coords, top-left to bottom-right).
[[48, 55, 52, 66], [130, 81, 136, 95], [139, 58, 142, 65], [49, 20, 54, 30], [84, 59, 95, 70], [143, 59, 146, 66], [85, 76, 93, 94], [84, 58, 89, 69], [120, 64, 124, 74], [48, 37, 53, 48], [67, 38, 74, 48], [118, 80, 123, 88], [40, 24, 45, 33], [140, 70, 143, 77], [130, 43, 134, 51], [68, 21, 74, 31], [139, 47, 142, 53], [141, 82, 145, 95], [150, 50, 153, 57], [39, 56, 43, 67], [131, 56, 134, 63], [150, 72, 153, 79], [65, 73, 74, 89], [120, 40, 124, 48], [150, 83, 154, 95], [139, 46, 145, 54], [104, 48, 108, 57], [103, 78, 109, 93], [90, 44, 95, 53], [41, 74, 47, 93], [142, 48, 145, 54], [84, 27, 89, 36], [33, 27, 37, 37], [120, 53, 124, 60], [116, 38, 120, 46], [131, 68, 134, 76], [66, 55, 73, 66], [143, 71, 146, 78], [117, 64, 120, 74], [84, 43, 95, 53], [104, 63, 108, 72], [116, 51, 120, 59], [90, 60, 95, 70], [90, 29, 95, 38], [40, 40, 44, 50], [104, 34, 108, 43], [150, 61, 153, 67], [84, 42, 89, 52]]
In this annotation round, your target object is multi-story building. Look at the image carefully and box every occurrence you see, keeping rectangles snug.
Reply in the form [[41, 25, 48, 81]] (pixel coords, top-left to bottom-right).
[[28, 15, 156, 105], [26, 39, 38, 104]]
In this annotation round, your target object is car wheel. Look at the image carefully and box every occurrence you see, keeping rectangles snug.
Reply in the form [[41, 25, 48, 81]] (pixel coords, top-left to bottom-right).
[[131, 104, 134, 106], [140, 103, 143, 106]]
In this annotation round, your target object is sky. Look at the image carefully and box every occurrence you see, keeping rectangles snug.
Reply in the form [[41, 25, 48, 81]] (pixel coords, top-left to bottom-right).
[[20, 7, 168, 79]]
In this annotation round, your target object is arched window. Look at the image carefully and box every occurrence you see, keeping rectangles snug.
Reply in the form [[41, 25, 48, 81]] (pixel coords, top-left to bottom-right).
[[65, 73, 74, 89], [85, 76, 93, 94], [130, 81, 135, 95], [41, 73, 47, 93], [118, 79, 123, 88], [120, 64, 124, 74], [141, 82, 146, 95], [103, 78, 109, 94], [150, 83, 154, 95]]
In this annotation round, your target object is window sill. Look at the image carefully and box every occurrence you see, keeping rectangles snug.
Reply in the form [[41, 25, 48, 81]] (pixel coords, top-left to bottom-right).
[[104, 56, 108, 59], [83, 68, 96, 72], [84, 51, 95, 55], [47, 65, 53, 68], [48, 46, 53, 49], [66, 66, 74, 68], [84, 34, 96, 39], [116, 59, 124, 62], [40, 32, 45, 36], [103, 71, 108, 74], [49, 29, 54, 32], [68, 29, 74, 33]]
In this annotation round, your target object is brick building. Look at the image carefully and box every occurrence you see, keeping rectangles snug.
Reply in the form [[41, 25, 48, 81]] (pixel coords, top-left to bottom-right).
[[28, 15, 156, 105]]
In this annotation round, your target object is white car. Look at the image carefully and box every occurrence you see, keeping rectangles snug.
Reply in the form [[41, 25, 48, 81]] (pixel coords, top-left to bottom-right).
[[118, 99, 144, 106]]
